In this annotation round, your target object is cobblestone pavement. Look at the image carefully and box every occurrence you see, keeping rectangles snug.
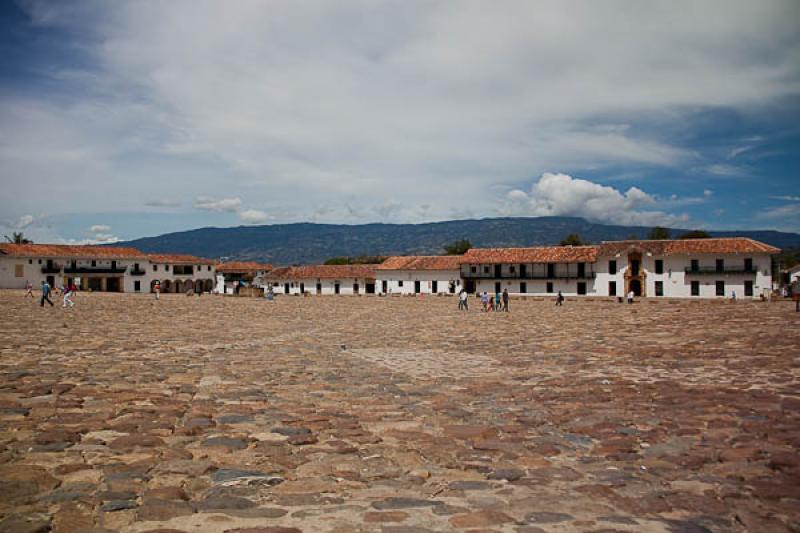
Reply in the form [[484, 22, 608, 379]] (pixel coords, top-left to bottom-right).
[[1, 291, 798, 533]]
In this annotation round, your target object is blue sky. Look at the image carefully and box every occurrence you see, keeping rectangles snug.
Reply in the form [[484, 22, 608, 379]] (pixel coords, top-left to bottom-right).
[[1, 0, 798, 244]]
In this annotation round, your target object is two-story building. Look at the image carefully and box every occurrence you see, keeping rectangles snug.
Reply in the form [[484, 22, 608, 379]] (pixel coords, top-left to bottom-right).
[[146, 254, 217, 294], [375, 255, 463, 295], [593, 238, 777, 298], [459, 238, 778, 299], [215, 261, 274, 294], [0, 244, 217, 294], [460, 246, 599, 296], [265, 265, 376, 295]]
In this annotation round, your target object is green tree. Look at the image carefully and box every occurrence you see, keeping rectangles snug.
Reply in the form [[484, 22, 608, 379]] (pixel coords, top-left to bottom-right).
[[679, 230, 712, 239], [443, 238, 472, 255], [4, 232, 32, 244], [647, 226, 671, 240], [559, 233, 586, 246]]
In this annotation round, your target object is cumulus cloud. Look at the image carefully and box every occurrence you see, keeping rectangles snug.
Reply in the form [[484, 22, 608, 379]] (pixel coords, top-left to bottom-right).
[[89, 224, 111, 233], [238, 209, 272, 224], [193, 196, 242, 212], [505, 173, 689, 226]]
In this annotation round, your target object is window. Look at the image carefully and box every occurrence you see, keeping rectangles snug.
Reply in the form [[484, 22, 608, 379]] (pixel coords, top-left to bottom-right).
[[91, 260, 96, 267], [28, 259, 32, 265], [173, 265, 194, 275], [716, 259, 724, 272], [655, 260, 663, 274], [577, 282, 587, 295], [546, 282, 553, 293], [609, 260, 616, 273], [691, 281, 700, 296], [509, 265, 516, 274], [744, 258, 753, 272], [547, 263, 555, 278], [744, 280, 753, 297], [398, 280, 403, 287], [609, 281, 617, 296], [716, 280, 725, 296], [520, 282, 527, 293], [134, 281, 141, 292], [71, 260, 77, 269], [153, 265, 158, 272], [208, 265, 212, 271], [165, 265, 170, 271], [691, 259, 699, 272], [483, 266, 490, 274], [577, 263, 585, 278], [655, 281, 663, 296], [471, 266, 477, 273], [134, 263, 139, 271], [14, 264, 24, 278]]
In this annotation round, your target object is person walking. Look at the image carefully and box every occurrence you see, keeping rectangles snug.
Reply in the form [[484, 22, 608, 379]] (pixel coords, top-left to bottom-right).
[[556, 290, 564, 306], [502, 288, 509, 312], [24, 280, 34, 298], [494, 291, 501, 312], [459, 289, 469, 311], [62, 282, 74, 307], [481, 291, 489, 312], [154, 281, 161, 300], [40, 281, 54, 307], [627, 290, 634, 304]]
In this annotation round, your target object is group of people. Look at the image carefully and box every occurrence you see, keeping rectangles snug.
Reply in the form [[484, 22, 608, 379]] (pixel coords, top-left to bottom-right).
[[458, 288, 510, 312], [26, 280, 77, 308]]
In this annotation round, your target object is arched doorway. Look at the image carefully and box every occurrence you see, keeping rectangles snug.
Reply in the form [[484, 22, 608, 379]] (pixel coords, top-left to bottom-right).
[[150, 280, 159, 292], [174, 280, 183, 293], [184, 280, 194, 293], [204, 279, 213, 292], [629, 279, 642, 296]]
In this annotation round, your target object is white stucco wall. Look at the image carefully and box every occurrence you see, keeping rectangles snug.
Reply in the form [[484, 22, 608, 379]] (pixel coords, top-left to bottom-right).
[[267, 278, 374, 295], [375, 270, 461, 295], [594, 252, 772, 298]]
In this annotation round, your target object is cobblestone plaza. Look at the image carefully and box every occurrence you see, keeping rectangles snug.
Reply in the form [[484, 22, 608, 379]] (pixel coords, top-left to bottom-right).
[[1, 292, 798, 532]]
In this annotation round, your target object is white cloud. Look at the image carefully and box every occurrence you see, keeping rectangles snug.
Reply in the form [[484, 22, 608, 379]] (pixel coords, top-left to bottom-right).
[[760, 203, 800, 219], [770, 195, 800, 202], [703, 164, 748, 177], [16, 215, 35, 229], [144, 199, 180, 208], [239, 209, 272, 224], [89, 224, 112, 233], [90, 233, 120, 243], [505, 173, 689, 226], [193, 196, 242, 212]]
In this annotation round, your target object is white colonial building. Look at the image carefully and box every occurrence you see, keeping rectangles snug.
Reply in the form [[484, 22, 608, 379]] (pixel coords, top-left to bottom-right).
[[460, 238, 779, 299], [0, 244, 217, 294], [146, 254, 217, 294], [265, 265, 376, 295], [376, 255, 463, 295], [215, 261, 274, 294], [460, 245, 598, 296], [592, 238, 776, 298]]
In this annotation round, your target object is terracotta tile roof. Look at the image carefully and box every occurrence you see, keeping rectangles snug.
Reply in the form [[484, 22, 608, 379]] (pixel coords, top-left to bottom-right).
[[598, 238, 780, 256], [147, 254, 216, 265], [377, 255, 463, 271], [462, 246, 599, 264], [216, 261, 273, 274], [0, 243, 147, 259], [266, 264, 376, 280]]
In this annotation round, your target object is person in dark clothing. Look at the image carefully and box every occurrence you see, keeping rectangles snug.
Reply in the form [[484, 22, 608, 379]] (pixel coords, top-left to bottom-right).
[[40, 281, 54, 307], [502, 288, 509, 312], [556, 290, 564, 306]]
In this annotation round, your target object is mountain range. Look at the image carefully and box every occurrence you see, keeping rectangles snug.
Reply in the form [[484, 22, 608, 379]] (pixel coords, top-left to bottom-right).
[[114, 217, 800, 265]]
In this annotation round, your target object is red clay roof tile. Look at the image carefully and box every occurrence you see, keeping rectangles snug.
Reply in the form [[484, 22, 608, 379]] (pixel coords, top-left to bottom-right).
[[0, 243, 147, 259], [266, 264, 376, 280], [377, 255, 463, 270]]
